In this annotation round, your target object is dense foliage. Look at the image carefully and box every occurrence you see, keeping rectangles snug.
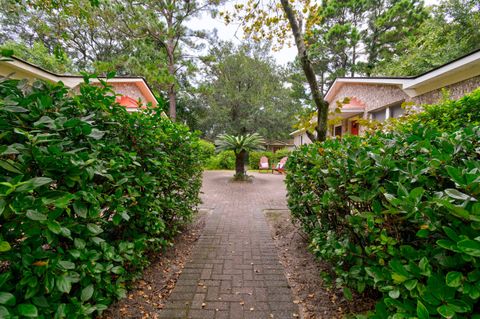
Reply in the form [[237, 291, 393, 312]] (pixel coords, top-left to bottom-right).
[[372, 0, 480, 76], [0, 77, 203, 318], [286, 89, 480, 318], [205, 151, 235, 170]]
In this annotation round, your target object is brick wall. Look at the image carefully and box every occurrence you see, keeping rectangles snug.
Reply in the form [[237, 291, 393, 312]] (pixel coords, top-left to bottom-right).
[[329, 76, 480, 118], [329, 83, 409, 118], [294, 76, 480, 143], [108, 83, 146, 102], [412, 75, 480, 105]]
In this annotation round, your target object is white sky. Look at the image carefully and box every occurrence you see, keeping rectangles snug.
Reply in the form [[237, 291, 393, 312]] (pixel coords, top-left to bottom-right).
[[189, 0, 439, 66]]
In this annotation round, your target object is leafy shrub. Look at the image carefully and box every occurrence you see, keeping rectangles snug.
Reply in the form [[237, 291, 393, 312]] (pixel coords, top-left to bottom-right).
[[205, 151, 235, 170], [286, 89, 480, 318], [0, 77, 202, 318], [198, 139, 215, 165]]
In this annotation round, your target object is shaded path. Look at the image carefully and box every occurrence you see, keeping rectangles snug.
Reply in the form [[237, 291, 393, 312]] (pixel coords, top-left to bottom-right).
[[159, 171, 299, 319]]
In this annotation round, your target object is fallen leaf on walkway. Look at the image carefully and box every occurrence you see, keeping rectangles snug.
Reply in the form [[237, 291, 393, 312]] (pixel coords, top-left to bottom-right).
[[201, 303, 206, 308], [250, 308, 254, 311], [240, 301, 245, 306]]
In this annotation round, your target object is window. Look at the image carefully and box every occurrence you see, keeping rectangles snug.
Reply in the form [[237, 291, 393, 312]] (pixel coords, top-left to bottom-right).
[[390, 103, 404, 118], [371, 109, 386, 122], [334, 125, 342, 137]]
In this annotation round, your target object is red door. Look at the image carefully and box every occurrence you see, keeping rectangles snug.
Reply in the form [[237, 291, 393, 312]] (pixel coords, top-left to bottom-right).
[[351, 121, 359, 135]]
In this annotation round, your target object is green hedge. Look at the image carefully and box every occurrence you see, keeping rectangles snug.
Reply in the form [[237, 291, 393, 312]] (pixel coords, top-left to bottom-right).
[[205, 150, 235, 170], [198, 139, 215, 164], [0, 77, 203, 318], [286, 89, 480, 318]]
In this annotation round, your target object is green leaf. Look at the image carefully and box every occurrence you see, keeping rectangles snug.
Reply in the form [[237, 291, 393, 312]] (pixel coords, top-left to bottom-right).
[[0, 292, 15, 306], [0, 199, 6, 216], [0, 160, 22, 174], [437, 239, 459, 252], [437, 304, 455, 318], [457, 239, 480, 257], [87, 223, 103, 235], [47, 221, 62, 234], [58, 261, 75, 270], [404, 279, 418, 291], [0, 241, 11, 252], [88, 129, 105, 140], [448, 300, 470, 313], [445, 189, 473, 201], [17, 304, 38, 317], [446, 271, 463, 288], [388, 289, 400, 299], [74, 238, 86, 249], [111, 266, 124, 274], [16, 177, 53, 192], [1, 105, 28, 113], [73, 201, 87, 218], [81, 285, 94, 301], [417, 300, 429, 319], [0, 306, 9, 317], [26, 210, 47, 221], [56, 275, 71, 293], [343, 287, 353, 301]]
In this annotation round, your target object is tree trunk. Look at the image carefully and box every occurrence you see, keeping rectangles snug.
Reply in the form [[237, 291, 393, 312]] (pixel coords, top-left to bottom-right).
[[280, 0, 329, 142], [166, 44, 177, 121], [235, 150, 246, 177], [168, 82, 176, 121]]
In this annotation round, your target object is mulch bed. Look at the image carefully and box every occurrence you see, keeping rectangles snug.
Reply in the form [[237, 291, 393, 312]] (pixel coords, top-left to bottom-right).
[[99, 210, 207, 319], [265, 210, 375, 319]]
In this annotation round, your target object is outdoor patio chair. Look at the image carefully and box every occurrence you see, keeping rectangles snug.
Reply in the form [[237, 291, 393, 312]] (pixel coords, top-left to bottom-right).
[[272, 157, 288, 175], [258, 156, 270, 173]]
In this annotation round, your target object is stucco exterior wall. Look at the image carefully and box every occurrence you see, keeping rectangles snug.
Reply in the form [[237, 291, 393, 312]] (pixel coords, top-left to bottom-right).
[[412, 75, 480, 105], [293, 132, 312, 147]]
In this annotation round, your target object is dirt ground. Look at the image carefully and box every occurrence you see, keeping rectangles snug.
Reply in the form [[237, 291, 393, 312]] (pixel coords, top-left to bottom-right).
[[265, 210, 375, 319], [100, 210, 208, 319]]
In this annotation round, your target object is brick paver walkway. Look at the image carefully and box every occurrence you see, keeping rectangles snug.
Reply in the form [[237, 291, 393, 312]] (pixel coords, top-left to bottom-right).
[[159, 171, 299, 319]]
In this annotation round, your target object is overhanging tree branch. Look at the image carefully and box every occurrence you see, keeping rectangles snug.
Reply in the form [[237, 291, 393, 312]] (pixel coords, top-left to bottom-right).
[[279, 0, 329, 142]]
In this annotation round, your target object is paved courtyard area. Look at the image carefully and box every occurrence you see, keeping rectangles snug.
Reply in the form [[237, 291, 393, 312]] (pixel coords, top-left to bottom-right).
[[159, 171, 299, 319]]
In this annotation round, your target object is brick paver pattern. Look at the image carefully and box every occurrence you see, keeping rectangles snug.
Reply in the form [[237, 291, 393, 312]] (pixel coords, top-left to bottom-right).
[[159, 171, 299, 319]]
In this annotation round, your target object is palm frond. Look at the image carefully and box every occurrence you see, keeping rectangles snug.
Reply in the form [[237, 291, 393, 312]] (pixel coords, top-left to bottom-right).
[[215, 133, 265, 154]]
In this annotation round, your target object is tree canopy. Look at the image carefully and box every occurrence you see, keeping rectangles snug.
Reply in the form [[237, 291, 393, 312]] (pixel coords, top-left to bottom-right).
[[0, 0, 478, 140], [196, 42, 300, 141]]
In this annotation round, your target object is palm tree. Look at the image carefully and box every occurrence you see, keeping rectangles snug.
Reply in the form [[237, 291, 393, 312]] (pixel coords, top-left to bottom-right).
[[215, 133, 265, 179]]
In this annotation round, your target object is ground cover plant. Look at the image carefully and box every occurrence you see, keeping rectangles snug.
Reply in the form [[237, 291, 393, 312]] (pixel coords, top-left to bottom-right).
[[0, 76, 203, 318], [286, 88, 480, 318]]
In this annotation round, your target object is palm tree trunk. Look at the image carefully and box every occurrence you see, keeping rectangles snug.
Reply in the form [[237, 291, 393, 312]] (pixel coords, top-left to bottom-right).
[[235, 150, 246, 177]]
